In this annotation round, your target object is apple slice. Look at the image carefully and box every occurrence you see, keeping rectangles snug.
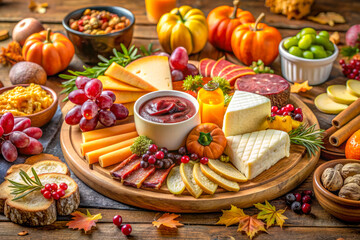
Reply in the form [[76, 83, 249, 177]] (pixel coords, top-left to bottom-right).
[[315, 93, 348, 114], [166, 166, 185, 195], [193, 163, 218, 194], [346, 79, 360, 97], [327, 85, 358, 104]]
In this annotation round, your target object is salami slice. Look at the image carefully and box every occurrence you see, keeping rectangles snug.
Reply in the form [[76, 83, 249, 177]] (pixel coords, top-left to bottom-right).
[[204, 60, 216, 77], [110, 155, 141, 181], [235, 74, 290, 107], [199, 58, 213, 77], [123, 166, 156, 188], [211, 59, 233, 77], [142, 164, 175, 189]]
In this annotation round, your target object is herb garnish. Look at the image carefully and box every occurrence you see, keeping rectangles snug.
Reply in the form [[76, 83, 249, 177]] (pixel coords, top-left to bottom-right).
[[7, 168, 43, 201]]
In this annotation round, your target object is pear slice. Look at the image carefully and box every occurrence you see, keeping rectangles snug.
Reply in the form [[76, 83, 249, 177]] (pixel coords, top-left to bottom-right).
[[346, 79, 360, 97], [327, 85, 358, 104], [193, 163, 218, 194], [167, 166, 185, 195], [208, 159, 247, 182], [200, 164, 239, 192], [180, 163, 203, 198], [315, 93, 348, 114]]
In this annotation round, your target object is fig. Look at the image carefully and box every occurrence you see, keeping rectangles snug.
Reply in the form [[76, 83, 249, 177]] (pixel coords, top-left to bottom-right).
[[346, 24, 360, 47], [12, 18, 44, 46]]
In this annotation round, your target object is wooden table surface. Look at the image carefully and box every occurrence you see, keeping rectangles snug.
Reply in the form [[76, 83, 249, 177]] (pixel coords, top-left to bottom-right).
[[0, 0, 360, 239]]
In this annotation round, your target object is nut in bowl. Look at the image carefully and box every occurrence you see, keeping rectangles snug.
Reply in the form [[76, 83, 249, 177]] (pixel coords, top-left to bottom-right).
[[0, 84, 58, 127], [134, 90, 201, 150], [62, 6, 135, 64], [313, 159, 360, 222]]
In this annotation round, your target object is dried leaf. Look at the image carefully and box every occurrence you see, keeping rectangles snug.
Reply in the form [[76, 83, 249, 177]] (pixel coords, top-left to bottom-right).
[[0, 41, 24, 66], [291, 81, 313, 93], [29, 0, 48, 14], [308, 12, 345, 26], [216, 205, 246, 227], [18, 231, 29, 236], [330, 32, 340, 45], [237, 215, 267, 240], [66, 210, 102, 233], [152, 213, 183, 229], [254, 200, 288, 228]]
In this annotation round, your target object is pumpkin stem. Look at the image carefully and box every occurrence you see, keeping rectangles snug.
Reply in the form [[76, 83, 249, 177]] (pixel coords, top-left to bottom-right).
[[253, 12, 265, 32], [176, 9, 185, 23], [45, 28, 52, 43], [230, 0, 240, 19], [198, 132, 213, 146]]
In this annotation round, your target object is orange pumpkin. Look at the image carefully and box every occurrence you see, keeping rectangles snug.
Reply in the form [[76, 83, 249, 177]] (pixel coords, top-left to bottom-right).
[[231, 13, 282, 66], [22, 29, 75, 75], [207, 0, 255, 52], [186, 123, 226, 159]]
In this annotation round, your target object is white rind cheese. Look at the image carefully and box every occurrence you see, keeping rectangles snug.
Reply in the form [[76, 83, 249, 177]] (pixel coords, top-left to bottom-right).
[[222, 91, 270, 137], [225, 129, 290, 179]]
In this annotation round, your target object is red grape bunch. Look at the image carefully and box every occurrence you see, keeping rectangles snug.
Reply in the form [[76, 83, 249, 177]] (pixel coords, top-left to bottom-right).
[[169, 47, 199, 81], [65, 76, 129, 132], [0, 112, 43, 162]]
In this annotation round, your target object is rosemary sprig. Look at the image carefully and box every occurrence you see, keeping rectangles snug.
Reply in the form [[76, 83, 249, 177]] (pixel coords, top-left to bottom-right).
[[139, 43, 160, 56], [7, 168, 43, 201], [288, 124, 325, 157]]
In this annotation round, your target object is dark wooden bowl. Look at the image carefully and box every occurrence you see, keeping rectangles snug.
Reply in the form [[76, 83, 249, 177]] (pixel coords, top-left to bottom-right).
[[313, 159, 360, 222], [0, 84, 58, 127]]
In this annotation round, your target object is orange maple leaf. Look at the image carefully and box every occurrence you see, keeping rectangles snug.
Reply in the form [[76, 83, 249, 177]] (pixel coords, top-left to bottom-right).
[[237, 215, 267, 240], [152, 213, 183, 229], [216, 205, 246, 227], [66, 210, 102, 233], [290, 81, 313, 93]]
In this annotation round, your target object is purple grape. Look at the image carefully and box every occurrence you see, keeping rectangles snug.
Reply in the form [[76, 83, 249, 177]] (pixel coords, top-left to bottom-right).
[[81, 100, 99, 120], [96, 94, 113, 109], [79, 116, 98, 132], [110, 104, 129, 120], [1, 140, 18, 162], [65, 105, 83, 125], [75, 76, 91, 89], [84, 79, 103, 99], [98, 110, 116, 127], [171, 70, 184, 81], [68, 89, 88, 105], [102, 90, 116, 102]]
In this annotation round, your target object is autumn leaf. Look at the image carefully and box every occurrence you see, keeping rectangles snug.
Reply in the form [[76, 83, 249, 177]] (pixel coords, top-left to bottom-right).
[[29, 0, 49, 14], [307, 12, 345, 26], [291, 81, 313, 93], [254, 200, 288, 228], [152, 213, 183, 229], [216, 205, 246, 227], [66, 210, 102, 233], [237, 215, 267, 240]]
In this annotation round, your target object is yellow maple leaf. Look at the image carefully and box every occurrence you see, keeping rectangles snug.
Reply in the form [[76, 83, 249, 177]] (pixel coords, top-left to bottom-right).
[[66, 210, 102, 233], [254, 200, 288, 228], [237, 214, 267, 240], [291, 81, 313, 93], [152, 213, 183, 229], [307, 12, 345, 26], [216, 205, 246, 227]]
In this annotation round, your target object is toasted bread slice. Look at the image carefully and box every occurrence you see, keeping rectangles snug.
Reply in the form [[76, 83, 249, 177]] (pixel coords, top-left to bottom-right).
[[6, 164, 30, 176], [193, 163, 218, 194], [180, 163, 203, 198], [208, 159, 247, 182], [4, 173, 79, 226], [0, 168, 25, 213], [200, 164, 239, 192], [25, 153, 61, 165], [27, 160, 70, 177]]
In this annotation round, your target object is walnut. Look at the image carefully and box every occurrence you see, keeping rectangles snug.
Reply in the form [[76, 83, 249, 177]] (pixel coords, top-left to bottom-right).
[[344, 174, 360, 186], [321, 168, 343, 191], [341, 163, 360, 179], [334, 163, 343, 172], [338, 183, 360, 201]]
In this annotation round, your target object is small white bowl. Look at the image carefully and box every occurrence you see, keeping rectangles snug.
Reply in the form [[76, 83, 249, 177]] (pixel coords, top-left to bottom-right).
[[279, 37, 338, 85], [134, 90, 201, 150]]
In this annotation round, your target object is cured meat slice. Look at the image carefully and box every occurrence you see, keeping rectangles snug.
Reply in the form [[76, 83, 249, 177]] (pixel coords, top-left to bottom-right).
[[204, 60, 216, 77], [199, 58, 213, 77], [142, 164, 175, 189], [123, 166, 156, 188], [110, 154, 141, 182], [223, 68, 255, 85], [235, 73, 290, 107], [211, 59, 233, 77]]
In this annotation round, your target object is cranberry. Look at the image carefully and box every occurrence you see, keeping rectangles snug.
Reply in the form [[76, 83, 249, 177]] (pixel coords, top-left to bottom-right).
[[142, 154, 149, 162], [40, 188, 46, 195], [121, 224, 132, 236], [200, 157, 209, 165], [43, 190, 52, 199], [302, 203, 311, 214], [285, 104, 294, 112], [155, 151, 165, 160], [140, 160, 149, 168], [275, 109, 283, 115], [339, 59, 345, 65], [282, 111, 290, 116], [294, 193, 302, 202], [302, 195, 312, 204], [148, 155, 156, 164], [294, 113, 303, 122], [271, 113, 275, 117], [271, 106, 278, 113], [44, 183, 52, 191], [51, 183, 58, 191], [350, 73, 356, 79], [52, 192, 60, 200], [59, 182, 68, 190], [181, 155, 190, 164], [113, 215, 122, 227], [355, 76, 360, 80], [294, 108, 302, 115], [148, 144, 158, 153], [280, 107, 287, 113], [302, 190, 313, 197], [56, 189, 66, 198], [160, 147, 168, 155], [178, 146, 187, 155], [190, 153, 199, 160]]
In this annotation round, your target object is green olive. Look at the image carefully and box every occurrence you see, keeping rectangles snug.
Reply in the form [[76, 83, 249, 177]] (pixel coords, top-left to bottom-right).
[[298, 35, 313, 50], [324, 40, 335, 52], [284, 37, 299, 49], [296, 32, 302, 40], [310, 45, 327, 59], [300, 27, 317, 37], [289, 46, 303, 57], [303, 51, 314, 59], [314, 35, 328, 47], [318, 31, 330, 39]]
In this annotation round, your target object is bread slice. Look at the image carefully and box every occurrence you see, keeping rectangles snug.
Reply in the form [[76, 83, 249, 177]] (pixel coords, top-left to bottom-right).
[[27, 160, 70, 177], [4, 173, 79, 226]]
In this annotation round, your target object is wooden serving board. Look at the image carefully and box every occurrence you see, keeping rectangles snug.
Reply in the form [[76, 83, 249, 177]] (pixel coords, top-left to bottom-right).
[[60, 94, 320, 213]]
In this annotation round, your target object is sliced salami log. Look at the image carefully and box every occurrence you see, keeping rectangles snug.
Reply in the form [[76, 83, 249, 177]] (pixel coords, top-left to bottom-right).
[[204, 60, 216, 77], [235, 74, 290, 107], [110, 155, 141, 181], [223, 68, 255, 85], [199, 58, 213, 77], [211, 59, 233, 77], [123, 166, 156, 188], [142, 164, 175, 189]]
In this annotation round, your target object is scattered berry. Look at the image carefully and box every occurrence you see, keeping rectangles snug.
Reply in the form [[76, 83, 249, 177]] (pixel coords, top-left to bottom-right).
[[271, 106, 278, 113], [50, 183, 58, 191], [148, 155, 156, 164], [56, 189, 66, 198], [302, 203, 311, 214], [302, 195, 312, 204], [294, 193, 302, 202], [178, 146, 187, 155], [121, 224, 132, 236], [181, 155, 190, 164], [142, 154, 149, 162], [40, 188, 46, 195], [160, 147, 168, 155], [148, 144, 158, 153], [59, 183, 68, 190], [113, 215, 122, 227], [155, 151, 165, 160], [43, 190, 52, 199], [44, 183, 52, 191], [52, 192, 60, 200], [291, 201, 302, 213], [303, 190, 313, 197], [294, 108, 302, 115], [200, 157, 209, 165], [294, 113, 303, 122], [285, 104, 294, 112], [190, 153, 199, 160], [285, 193, 296, 205]]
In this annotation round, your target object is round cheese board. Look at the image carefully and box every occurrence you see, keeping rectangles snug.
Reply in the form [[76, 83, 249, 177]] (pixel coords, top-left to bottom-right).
[[60, 93, 320, 213]]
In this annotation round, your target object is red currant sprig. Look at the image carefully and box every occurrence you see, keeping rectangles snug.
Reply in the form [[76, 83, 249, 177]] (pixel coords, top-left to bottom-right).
[[41, 182, 68, 200]]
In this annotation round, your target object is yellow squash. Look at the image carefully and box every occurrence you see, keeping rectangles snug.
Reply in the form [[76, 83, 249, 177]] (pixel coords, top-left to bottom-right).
[[157, 5, 208, 54]]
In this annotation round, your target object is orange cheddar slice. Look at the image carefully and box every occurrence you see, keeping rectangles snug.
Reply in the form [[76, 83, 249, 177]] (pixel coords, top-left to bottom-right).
[[98, 75, 143, 92], [82, 123, 136, 143], [112, 91, 148, 104]]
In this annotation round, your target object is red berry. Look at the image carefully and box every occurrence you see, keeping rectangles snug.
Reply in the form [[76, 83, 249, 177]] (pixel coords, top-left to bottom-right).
[[294, 113, 303, 122], [181, 155, 190, 163], [113, 215, 122, 227], [148, 144, 158, 153], [200, 157, 209, 165], [52, 192, 60, 200], [271, 106, 278, 113], [40, 188, 46, 195], [294, 193, 302, 202], [155, 151, 164, 160], [190, 153, 199, 160], [294, 108, 302, 115], [302, 203, 311, 214], [44, 183, 52, 191], [43, 191, 52, 199], [121, 224, 132, 236], [285, 104, 294, 112], [302, 195, 312, 204], [60, 183, 68, 190], [339, 59, 345, 65], [56, 189, 66, 198], [148, 155, 156, 164], [275, 109, 283, 115], [51, 183, 58, 191], [271, 113, 275, 117], [282, 111, 290, 116], [280, 107, 287, 113], [302, 190, 313, 196]]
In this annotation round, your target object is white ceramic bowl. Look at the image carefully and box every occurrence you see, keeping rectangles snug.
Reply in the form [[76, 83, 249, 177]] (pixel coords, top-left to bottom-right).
[[279, 37, 338, 85], [134, 90, 201, 150]]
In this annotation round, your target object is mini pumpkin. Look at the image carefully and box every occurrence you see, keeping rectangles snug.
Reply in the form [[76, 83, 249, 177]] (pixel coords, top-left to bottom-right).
[[186, 123, 226, 159]]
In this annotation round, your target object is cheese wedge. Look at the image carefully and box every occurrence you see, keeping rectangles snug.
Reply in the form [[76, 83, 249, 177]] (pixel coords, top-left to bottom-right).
[[193, 163, 218, 194], [125, 55, 173, 91], [112, 91, 149, 104], [225, 129, 290, 179], [223, 91, 271, 137], [200, 164, 239, 192], [98, 75, 143, 92], [122, 102, 135, 116], [180, 163, 203, 198]]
